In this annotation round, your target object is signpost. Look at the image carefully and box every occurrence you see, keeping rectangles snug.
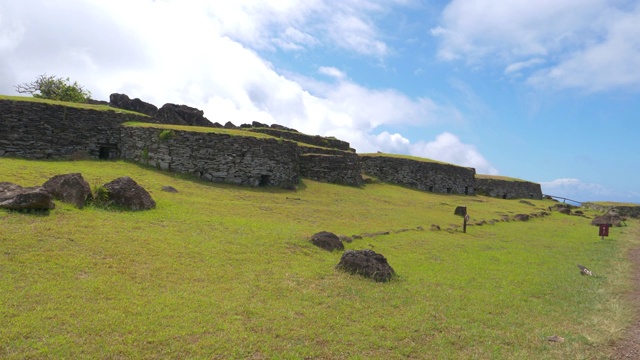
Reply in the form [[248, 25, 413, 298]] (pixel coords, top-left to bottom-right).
[[454, 206, 469, 233], [599, 224, 611, 240]]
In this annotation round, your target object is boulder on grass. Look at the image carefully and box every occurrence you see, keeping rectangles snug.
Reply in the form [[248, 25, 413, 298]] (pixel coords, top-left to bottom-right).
[[591, 214, 624, 227], [43, 173, 92, 208], [310, 231, 344, 251], [512, 214, 530, 221], [103, 177, 156, 211], [557, 207, 572, 215], [336, 249, 396, 282], [0, 182, 55, 211]]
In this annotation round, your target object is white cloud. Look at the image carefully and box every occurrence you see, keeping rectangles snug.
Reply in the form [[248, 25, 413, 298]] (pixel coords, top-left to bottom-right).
[[0, 0, 497, 174], [410, 132, 498, 175], [318, 66, 346, 80], [433, 0, 640, 91], [504, 58, 545, 75], [540, 178, 612, 201]]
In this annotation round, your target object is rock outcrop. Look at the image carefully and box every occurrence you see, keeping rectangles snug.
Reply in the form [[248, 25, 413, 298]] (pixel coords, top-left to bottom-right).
[[43, 173, 92, 208], [102, 177, 156, 211], [155, 103, 214, 127], [310, 231, 344, 252], [336, 249, 396, 282], [0, 182, 55, 211], [109, 93, 158, 117]]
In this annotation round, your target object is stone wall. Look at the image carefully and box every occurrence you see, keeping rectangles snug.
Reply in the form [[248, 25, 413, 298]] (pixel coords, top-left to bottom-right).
[[0, 99, 149, 159], [583, 203, 640, 218], [300, 153, 363, 186], [475, 177, 542, 199], [360, 155, 476, 195], [248, 128, 352, 151], [120, 126, 300, 189]]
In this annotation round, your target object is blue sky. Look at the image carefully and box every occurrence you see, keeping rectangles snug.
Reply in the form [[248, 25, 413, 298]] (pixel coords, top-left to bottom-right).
[[1, 0, 639, 203]]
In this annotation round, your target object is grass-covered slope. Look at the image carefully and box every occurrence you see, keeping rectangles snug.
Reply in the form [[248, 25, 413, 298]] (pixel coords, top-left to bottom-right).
[[0, 95, 147, 116], [0, 158, 637, 359]]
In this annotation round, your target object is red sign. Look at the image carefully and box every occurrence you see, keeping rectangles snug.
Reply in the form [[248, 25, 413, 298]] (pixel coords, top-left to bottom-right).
[[599, 224, 610, 237]]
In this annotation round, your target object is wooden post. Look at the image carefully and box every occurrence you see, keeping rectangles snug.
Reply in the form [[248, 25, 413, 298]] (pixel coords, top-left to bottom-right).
[[464, 213, 469, 233]]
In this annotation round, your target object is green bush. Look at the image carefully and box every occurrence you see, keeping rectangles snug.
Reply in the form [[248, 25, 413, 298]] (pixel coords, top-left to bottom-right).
[[14, 74, 92, 103], [159, 129, 175, 141], [89, 185, 111, 208]]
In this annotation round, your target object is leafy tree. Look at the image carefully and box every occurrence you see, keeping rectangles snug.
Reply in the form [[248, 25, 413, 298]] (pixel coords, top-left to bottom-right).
[[15, 74, 92, 103]]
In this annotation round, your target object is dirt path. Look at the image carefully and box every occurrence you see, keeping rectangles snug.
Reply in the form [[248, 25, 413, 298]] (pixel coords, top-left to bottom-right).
[[611, 246, 640, 359]]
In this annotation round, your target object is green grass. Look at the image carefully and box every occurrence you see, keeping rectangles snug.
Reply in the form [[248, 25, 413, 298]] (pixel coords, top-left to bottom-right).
[[359, 153, 461, 167], [124, 122, 278, 140], [0, 95, 147, 116], [475, 174, 530, 182], [589, 201, 640, 207], [125, 122, 349, 152], [0, 158, 637, 359]]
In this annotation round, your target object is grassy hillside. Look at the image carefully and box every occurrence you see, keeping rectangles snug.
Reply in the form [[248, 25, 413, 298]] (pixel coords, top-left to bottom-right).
[[0, 158, 637, 359], [0, 95, 146, 116], [475, 174, 530, 182]]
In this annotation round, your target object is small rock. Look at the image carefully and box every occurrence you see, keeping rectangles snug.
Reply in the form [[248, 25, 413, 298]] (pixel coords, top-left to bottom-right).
[[161, 185, 179, 193], [338, 235, 353, 243], [557, 207, 572, 215], [512, 214, 530, 221], [310, 231, 344, 252], [336, 249, 396, 282], [547, 335, 564, 343], [577, 264, 594, 276]]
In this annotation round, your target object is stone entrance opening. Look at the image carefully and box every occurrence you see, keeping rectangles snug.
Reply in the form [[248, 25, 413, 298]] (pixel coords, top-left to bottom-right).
[[259, 174, 271, 186], [98, 145, 119, 160]]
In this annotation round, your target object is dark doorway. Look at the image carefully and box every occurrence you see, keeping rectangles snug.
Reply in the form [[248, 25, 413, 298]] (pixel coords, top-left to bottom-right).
[[502, 194, 507, 199], [446, 188, 452, 194], [259, 174, 270, 186], [428, 186, 434, 192], [99, 147, 111, 160], [464, 186, 469, 195]]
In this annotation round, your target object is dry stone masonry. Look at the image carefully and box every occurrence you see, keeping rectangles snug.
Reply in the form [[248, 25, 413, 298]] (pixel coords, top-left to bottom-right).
[[0, 96, 544, 197], [475, 177, 542, 200], [360, 155, 476, 195], [120, 126, 300, 188]]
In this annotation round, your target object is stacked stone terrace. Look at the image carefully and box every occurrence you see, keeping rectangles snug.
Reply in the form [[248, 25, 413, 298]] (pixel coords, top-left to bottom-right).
[[0, 94, 542, 198]]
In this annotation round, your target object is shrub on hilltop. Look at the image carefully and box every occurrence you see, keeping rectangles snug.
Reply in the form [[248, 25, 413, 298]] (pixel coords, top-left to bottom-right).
[[15, 74, 92, 103]]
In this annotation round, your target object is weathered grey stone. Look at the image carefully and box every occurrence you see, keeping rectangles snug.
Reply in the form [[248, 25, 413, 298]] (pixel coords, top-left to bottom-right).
[[109, 93, 158, 116], [557, 207, 572, 215], [336, 249, 396, 282], [155, 103, 214, 127], [161, 185, 178, 193], [0, 183, 55, 211], [512, 214, 530, 221], [591, 214, 624, 227], [43, 173, 92, 208], [103, 177, 156, 211], [360, 155, 476, 195], [299, 153, 363, 186], [248, 128, 352, 151], [475, 178, 542, 200], [120, 127, 300, 189], [310, 231, 344, 252]]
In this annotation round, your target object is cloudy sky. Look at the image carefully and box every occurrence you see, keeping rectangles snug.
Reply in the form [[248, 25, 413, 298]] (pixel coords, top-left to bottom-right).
[[1, 0, 639, 203]]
